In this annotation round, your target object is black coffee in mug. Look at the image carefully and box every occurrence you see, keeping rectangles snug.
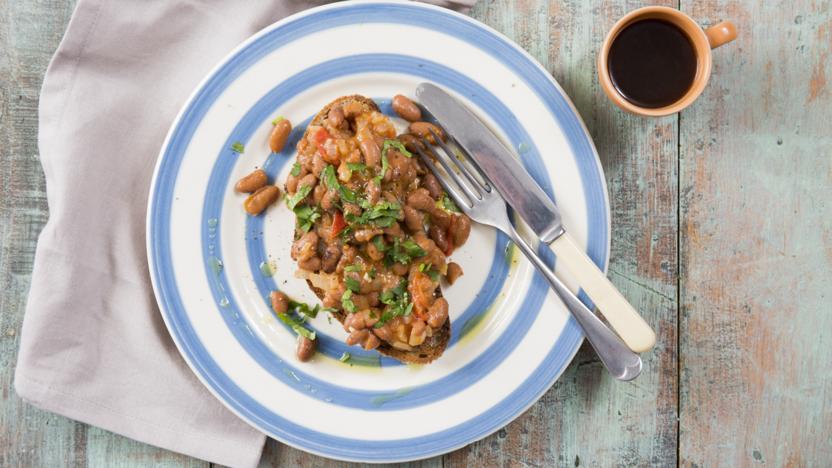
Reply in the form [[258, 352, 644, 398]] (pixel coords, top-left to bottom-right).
[[607, 19, 698, 109]]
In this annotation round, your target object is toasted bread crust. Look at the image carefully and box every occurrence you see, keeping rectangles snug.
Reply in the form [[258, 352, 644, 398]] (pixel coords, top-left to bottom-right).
[[310, 95, 379, 126], [300, 95, 449, 364], [306, 280, 450, 364]]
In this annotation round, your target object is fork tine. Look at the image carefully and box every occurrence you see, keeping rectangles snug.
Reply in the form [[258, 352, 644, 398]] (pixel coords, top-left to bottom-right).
[[429, 128, 492, 193], [413, 145, 473, 210], [418, 136, 482, 202]]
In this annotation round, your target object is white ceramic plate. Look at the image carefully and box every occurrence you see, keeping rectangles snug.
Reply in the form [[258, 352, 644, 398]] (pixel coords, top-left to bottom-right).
[[147, 0, 609, 462]]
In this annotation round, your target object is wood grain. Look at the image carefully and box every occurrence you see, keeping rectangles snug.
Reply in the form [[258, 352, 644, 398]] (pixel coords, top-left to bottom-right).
[[435, 1, 678, 467], [1, 1, 76, 466], [678, 0, 832, 466], [0, 1, 208, 466]]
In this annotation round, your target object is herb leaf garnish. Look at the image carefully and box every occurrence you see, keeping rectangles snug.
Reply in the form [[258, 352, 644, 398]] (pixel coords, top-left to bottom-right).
[[374, 280, 413, 328], [294, 205, 321, 232], [341, 289, 356, 313], [286, 184, 312, 210], [382, 139, 412, 159], [322, 164, 359, 204], [339, 185, 358, 204], [437, 193, 460, 213], [322, 164, 339, 190], [346, 162, 368, 175], [373, 153, 389, 186], [346, 200, 401, 228], [289, 300, 321, 319], [344, 276, 361, 293], [419, 262, 440, 281], [372, 236, 387, 253], [275, 312, 315, 340], [386, 237, 426, 265]]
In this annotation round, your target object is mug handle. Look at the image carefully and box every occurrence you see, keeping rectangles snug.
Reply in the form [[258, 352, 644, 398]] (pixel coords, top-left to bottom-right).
[[705, 21, 737, 49]]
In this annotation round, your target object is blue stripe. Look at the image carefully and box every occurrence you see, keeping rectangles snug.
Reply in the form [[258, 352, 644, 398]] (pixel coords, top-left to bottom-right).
[[149, 1, 607, 461]]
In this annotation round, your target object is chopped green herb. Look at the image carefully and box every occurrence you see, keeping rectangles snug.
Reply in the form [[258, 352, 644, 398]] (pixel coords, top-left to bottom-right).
[[374, 280, 413, 328], [344, 212, 361, 224], [290, 162, 302, 177], [346, 200, 401, 227], [230, 142, 245, 153], [346, 162, 368, 175], [341, 289, 356, 313], [344, 264, 361, 273], [437, 193, 461, 213], [392, 279, 408, 296], [339, 225, 353, 240], [373, 153, 389, 186], [286, 184, 312, 210], [289, 300, 320, 319], [372, 236, 387, 253], [417, 263, 440, 281], [382, 139, 412, 158], [274, 311, 316, 340], [344, 276, 361, 293], [271, 115, 285, 125], [401, 239, 426, 257], [382, 152, 390, 173], [322, 165, 339, 190], [322, 164, 359, 204], [367, 201, 400, 227], [387, 238, 427, 265], [294, 205, 321, 232], [339, 185, 359, 204], [379, 291, 393, 304], [339, 352, 351, 363], [368, 267, 377, 279]]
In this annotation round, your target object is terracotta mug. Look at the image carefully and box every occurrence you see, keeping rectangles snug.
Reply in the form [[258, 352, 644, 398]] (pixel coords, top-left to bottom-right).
[[598, 6, 737, 116]]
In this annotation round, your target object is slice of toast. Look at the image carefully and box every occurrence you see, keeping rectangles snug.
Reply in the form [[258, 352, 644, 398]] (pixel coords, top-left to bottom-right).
[[298, 95, 450, 364]]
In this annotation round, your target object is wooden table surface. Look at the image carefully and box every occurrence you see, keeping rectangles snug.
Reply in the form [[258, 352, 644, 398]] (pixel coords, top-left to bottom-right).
[[2, 1, 830, 466]]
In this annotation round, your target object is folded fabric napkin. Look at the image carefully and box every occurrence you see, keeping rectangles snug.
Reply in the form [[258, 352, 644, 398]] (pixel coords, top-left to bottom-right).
[[14, 0, 474, 466]]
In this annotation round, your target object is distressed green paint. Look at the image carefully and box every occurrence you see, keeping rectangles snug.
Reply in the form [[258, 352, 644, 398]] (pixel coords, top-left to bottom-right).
[[83, 426, 206, 468], [0, 0, 209, 467], [2, 0, 829, 467], [440, 2, 679, 467], [679, 0, 832, 466]]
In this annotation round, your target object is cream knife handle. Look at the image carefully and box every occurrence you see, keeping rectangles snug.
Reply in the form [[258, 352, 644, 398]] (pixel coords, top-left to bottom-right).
[[548, 233, 656, 352]]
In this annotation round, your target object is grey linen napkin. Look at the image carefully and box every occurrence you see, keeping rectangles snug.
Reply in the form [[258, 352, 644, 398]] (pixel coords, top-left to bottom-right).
[[14, 0, 475, 466]]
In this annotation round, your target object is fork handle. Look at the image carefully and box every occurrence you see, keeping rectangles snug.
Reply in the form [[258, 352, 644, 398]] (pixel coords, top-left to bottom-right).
[[507, 227, 642, 381], [549, 233, 656, 353]]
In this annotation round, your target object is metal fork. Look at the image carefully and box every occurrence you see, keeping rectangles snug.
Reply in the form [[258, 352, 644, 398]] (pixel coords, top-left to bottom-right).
[[414, 130, 642, 381]]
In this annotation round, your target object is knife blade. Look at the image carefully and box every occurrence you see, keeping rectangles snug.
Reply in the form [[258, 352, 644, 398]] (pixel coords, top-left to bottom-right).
[[415, 82, 656, 353], [415, 83, 565, 243]]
